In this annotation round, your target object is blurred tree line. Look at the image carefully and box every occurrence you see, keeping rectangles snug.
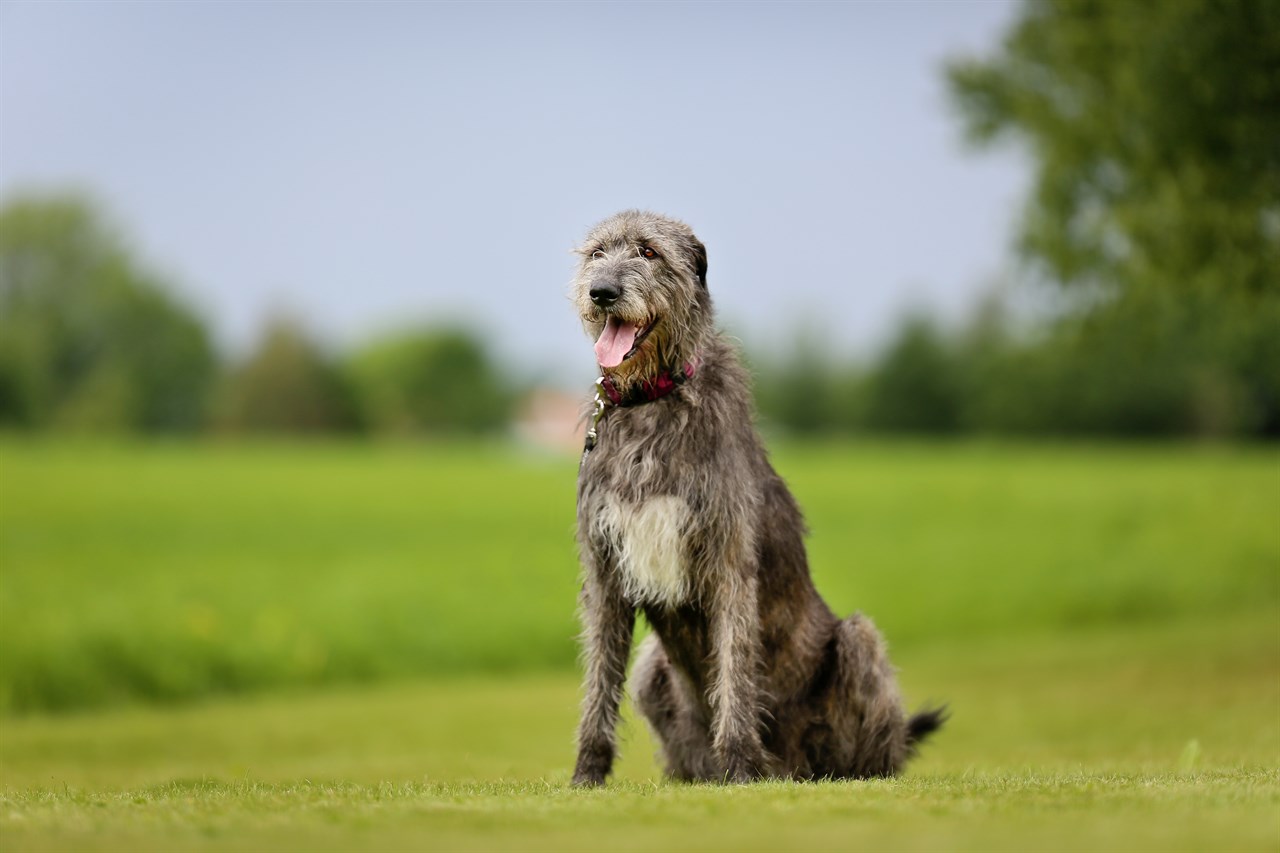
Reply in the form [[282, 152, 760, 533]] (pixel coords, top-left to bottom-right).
[[0, 193, 512, 436], [1, 188, 1272, 441], [1, 0, 1275, 440], [0, 196, 217, 432], [752, 294, 1274, 439]]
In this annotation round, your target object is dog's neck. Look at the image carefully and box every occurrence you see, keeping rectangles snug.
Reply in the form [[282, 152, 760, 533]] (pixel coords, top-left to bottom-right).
[[599, 358, 699, 407], [584, 355, 700, 453]]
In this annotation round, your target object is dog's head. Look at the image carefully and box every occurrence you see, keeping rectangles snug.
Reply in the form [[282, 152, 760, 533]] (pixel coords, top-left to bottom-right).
[[572, 210, 711, 379]]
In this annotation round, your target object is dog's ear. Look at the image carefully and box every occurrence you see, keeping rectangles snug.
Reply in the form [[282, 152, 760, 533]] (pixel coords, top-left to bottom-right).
[[689, 238, 708, 289]]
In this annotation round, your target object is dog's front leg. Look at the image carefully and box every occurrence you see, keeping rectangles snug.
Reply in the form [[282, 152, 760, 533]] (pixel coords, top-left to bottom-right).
[[572, 560, 635, 787], [709, 571, 767, 783]]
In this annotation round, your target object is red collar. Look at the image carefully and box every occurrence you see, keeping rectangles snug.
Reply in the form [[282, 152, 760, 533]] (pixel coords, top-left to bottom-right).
[[584, 357, 700, 454], [599, 359, 699, 407]]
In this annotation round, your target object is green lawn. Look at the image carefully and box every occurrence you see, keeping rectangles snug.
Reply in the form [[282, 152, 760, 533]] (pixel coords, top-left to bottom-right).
[[2, 611, 1276, 851], [0, 440, 1277, 850], [2, 440, 1276, 713]]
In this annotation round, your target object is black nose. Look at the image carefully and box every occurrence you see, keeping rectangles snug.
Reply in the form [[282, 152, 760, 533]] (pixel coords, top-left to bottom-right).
[[589, 281, 621, 307]]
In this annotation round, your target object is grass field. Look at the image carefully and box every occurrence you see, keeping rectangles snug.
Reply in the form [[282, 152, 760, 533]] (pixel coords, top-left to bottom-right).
[[2, 612, 1276, 851], [2, 440, 1276, 713], [1, 439, 1278, 850]]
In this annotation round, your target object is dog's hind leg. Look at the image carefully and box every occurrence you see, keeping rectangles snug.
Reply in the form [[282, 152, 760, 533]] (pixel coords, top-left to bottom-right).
[[631, 634, 718, 782], [824, 613, 913, 778]]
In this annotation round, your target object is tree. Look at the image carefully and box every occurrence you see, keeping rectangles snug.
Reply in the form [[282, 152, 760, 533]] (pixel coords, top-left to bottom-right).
[[749, 331, 865, 435], [949, 0, 1279, 297], [344, 327, 510, 435], [948, 0, 1280, 435], [864, 315, 962, 434], [0, 193, 216, 431], [215, 319, 360, 434]]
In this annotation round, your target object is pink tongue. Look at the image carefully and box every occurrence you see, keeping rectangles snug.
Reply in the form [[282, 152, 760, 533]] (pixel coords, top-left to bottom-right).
[[594, 316, 639, 368]]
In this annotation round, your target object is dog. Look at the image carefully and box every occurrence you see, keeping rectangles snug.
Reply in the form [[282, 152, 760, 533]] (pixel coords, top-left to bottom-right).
[[570, 210, 943, 785]]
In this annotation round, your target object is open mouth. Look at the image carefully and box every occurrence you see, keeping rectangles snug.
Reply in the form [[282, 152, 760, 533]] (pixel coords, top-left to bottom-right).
[[594, 314, 658, 369]]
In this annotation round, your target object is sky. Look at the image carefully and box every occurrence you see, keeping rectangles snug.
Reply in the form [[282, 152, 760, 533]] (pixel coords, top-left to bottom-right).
[[0, 0, 1027, 386]]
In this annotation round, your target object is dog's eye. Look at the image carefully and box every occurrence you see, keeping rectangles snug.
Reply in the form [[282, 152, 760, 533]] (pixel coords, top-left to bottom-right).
[[591, 250, 606, 260], [640, 246, 658, 259]]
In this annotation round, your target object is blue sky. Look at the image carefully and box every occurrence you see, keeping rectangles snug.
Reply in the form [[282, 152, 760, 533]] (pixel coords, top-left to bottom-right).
[[0, 0, 1026, 384]]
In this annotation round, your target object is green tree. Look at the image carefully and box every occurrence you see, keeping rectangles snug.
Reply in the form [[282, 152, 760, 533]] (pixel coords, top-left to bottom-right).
[[345, 327, 510, 435], [0, 193, 216, 431], [864, 315, 962, 434], [215, 319, 359, 434], [948, 0, 1279, 297], [749, 332, 865, 435], [948, 0, 1280, 435]]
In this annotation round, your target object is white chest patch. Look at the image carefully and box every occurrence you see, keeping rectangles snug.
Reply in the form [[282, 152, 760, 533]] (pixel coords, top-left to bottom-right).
[[594, 494, 691, 607]]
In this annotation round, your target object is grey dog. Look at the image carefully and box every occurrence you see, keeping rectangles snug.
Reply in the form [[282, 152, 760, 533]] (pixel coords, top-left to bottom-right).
[[570, 210, 943, 786]]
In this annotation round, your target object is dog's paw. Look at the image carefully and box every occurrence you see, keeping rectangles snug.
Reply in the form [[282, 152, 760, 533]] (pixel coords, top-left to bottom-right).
[[571, 771, 606, 788], [721, 751, 766, 785], [571, 744, 613, 788]]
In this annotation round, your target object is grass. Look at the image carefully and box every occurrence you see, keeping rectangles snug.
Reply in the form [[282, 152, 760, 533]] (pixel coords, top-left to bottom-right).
[[5, 774, 1277, 853], [1, 439, 1276, 713], [2, 610, 1277, 851], [0, 439, 1277, 849]]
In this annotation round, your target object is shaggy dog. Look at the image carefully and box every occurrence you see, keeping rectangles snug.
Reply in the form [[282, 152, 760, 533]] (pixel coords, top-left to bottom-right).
[[570, 210, 942, 785]]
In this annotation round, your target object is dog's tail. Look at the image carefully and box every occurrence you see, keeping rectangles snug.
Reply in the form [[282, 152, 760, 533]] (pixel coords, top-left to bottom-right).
[[905, 705, 948, 753]]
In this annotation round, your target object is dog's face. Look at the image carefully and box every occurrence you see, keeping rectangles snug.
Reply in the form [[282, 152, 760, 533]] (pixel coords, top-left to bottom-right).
[[572, 210, 710, 378]]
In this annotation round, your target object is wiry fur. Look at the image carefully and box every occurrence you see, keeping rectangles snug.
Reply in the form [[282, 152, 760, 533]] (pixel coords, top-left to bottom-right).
[[570, 210, 943, 786]]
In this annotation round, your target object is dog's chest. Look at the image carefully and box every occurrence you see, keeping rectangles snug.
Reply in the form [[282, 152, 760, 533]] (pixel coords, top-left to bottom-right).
[[593, 494, 692, 607]]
